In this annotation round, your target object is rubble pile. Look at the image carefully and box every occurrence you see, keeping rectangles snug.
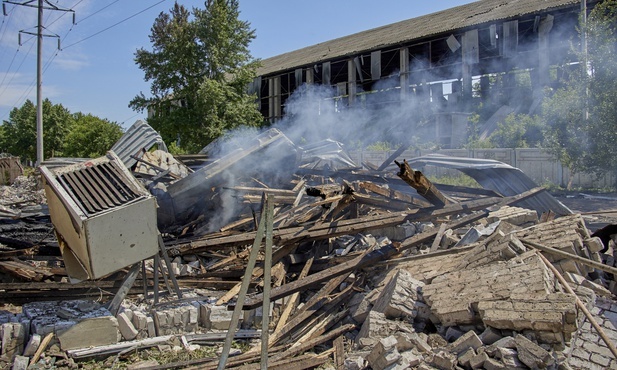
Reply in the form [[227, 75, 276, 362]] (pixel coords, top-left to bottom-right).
[[1, 122, 617, 369]]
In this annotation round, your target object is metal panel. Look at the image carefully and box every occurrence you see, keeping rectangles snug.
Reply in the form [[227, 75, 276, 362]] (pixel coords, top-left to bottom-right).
[[41, 151, 159, 281], [111, 120, 168, 169], [295, 68, 303, 86], [323, 62, 331, 85], [502, 20, 519, 58], [407, 154, 573, 216], [371, 51, 381, 80]]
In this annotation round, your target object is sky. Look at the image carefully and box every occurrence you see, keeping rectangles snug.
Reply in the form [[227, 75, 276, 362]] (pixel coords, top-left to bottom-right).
[[0, 0, 476, 129]]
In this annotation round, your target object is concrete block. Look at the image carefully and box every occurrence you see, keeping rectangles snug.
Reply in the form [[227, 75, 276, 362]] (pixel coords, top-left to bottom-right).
[[469, 351, 489, 369], [1, 323, 25, 361], [483, 357, 506, 370], [11, 355, 29, 370], [356, 310, 409, 346], [366, 336, 401, 370], [57, 316, 119, 350], [348, 293, 372, 324], [479, 326, 502, 345], [399, 350, 422, 367], [514, 334, 554, 369], [372, 269, 424, 320], [457, 347, 476, 368], [22, 333, 41, 357], [208, 305, 235, 331], [117, 312, 139, 341], [449, 330, 483, 355], [146, 317, 156, 338], [429, 350, 457, 370]]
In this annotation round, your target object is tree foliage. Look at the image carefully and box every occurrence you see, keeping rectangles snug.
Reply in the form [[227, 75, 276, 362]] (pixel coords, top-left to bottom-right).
[[542, 0, 617, 182], [490, 114, 544, 148], [0, 99, 74, 161], [130, 0, 263, 153], [0, 99, 123, 161], [63, 113, 124, 158]]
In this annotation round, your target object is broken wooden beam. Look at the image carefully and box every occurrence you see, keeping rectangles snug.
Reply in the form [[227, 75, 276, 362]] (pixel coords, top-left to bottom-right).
[[395, 159, 451, 207]]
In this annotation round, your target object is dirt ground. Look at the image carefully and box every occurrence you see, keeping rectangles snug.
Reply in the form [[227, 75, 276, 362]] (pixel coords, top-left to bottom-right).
[[549, 191, 617, 232]]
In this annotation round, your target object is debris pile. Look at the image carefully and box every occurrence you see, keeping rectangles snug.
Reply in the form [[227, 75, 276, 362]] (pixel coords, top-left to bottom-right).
[[1, 121, 617, 369]]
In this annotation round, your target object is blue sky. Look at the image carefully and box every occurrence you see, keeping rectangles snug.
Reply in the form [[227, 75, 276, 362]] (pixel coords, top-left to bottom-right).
[[0, 0, 475, 129]]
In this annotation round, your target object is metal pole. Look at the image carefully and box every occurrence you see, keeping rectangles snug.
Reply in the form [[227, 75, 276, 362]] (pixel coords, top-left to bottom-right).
[[36, 0, 43, 166]]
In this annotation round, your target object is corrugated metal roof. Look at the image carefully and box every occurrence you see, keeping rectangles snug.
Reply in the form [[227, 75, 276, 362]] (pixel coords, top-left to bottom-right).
[[257, 0, 580, 76], [111, 120, 168, 169], [407, 154, 573, 216]]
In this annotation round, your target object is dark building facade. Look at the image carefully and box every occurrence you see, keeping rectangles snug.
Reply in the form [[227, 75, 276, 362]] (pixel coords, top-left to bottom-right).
[[252, 0, 596, 148]]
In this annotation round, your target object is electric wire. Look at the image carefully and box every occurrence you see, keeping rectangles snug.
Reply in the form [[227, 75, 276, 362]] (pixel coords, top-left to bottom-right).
[[62, 0, 167, 50], [0, 34, 35, 100], [2, 0, 169, 120], [77, 0, 117, 24]]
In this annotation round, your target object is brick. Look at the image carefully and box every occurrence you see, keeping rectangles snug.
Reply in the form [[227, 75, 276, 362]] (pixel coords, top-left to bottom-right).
[[457, 348, 475, 368], [479, 326, 502, 345], [117, 312, 138, 341], [469, 351, 489, 369], [514, 334, 554, 369], [366, 336, 401, 370], [483, 358, 506, 370], [449, 330, 483, 355], [583, 342, 614, 358], [590, 353, 611, 367], [429, 350, 457, 370]]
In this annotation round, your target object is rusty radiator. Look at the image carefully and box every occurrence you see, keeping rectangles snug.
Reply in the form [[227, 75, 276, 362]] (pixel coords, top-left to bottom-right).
[[41, 151, 159, 281]]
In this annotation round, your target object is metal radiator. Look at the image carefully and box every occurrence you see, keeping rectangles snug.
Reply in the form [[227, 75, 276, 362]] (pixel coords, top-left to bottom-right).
[[41, 151, 159, 281]]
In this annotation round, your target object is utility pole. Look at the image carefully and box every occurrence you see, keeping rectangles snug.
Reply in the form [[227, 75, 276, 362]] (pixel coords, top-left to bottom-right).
[[3, 1, 74, 166]]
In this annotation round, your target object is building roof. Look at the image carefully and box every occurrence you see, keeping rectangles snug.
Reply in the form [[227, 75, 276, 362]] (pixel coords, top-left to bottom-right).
[[257, 0, 580, 76]]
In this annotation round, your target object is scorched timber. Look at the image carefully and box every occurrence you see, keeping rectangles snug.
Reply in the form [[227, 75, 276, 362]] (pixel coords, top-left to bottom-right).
[[395, 159, 452, 207], [238, 187, 545, 310], [167, 194, 513, 255]]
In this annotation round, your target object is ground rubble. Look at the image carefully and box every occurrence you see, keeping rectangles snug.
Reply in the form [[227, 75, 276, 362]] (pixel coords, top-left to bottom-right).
[[1, 128, 617, 369]]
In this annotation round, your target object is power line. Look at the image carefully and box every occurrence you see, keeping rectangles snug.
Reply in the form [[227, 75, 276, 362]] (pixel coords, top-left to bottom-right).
[[62, 0, 167, 50], [77, 0, 117, 24], [0, 37, 35, 100]]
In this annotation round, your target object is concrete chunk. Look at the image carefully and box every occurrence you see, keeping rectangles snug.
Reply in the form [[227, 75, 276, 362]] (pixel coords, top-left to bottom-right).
[[117, 312, 138, 341], [514, 334, 555, 368], [449, 330, 483, 355], [372, 269, 424, 320], [1, 323, 25, 361], [57, 316, 119, 350], [366, 336, 401, 370], [22, 333, 41, 357]]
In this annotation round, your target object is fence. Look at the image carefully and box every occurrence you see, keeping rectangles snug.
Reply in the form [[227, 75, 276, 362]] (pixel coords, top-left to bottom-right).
[[348, 148, 616, 190]]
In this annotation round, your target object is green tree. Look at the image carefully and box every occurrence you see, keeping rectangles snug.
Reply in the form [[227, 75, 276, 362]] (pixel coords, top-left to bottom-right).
[[63, 113, 124, 158], [542, 0, 617, 187], [0, 99, 74, 161], [130, 1, 263, 153], [490, 114, 544, 148]]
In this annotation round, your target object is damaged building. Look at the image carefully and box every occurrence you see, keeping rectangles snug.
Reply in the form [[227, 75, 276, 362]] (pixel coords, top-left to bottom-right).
[[249, 0, 597, 148], [1, 0, 617, 369], [1, 120, 617, 369]]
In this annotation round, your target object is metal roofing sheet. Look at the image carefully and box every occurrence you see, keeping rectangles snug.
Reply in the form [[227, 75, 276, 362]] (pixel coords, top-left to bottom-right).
[[111, 120, 168, 169], [407, 154, 573, 216], [257, 0, 581, 76]]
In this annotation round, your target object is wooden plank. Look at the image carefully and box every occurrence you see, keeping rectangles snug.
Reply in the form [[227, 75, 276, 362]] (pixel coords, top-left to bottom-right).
[[241, 210, 489, 310], [395, 159, 452, 207], [273, 255, 314, 334], [217, 195, 271, 370], [430, 223, 448, 252], [334, 335, 344, 370], [270, 323, 356, 362], [261, 196, 275, 370], [106, 263, 141, 316]]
